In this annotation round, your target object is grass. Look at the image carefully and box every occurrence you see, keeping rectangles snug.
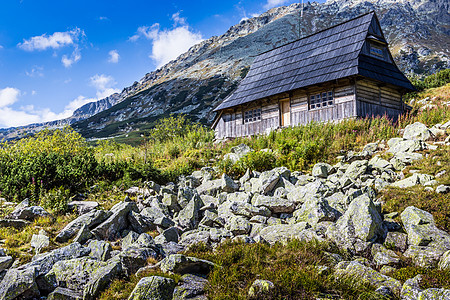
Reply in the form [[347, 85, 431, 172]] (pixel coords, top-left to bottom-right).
[[388, 267, 450, 289], [185, 240, 384, 300]]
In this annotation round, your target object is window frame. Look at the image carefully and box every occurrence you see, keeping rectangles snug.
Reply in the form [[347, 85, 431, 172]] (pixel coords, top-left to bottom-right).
[[309, 89, 334, 110], [243, 107, 262, 124]]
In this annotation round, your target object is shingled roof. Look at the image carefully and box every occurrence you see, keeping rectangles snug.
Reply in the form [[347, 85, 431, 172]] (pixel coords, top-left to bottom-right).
[[215, 11, 414, 112]]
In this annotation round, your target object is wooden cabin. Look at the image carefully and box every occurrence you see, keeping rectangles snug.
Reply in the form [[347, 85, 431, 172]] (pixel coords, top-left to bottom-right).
[[212, 11, 415, 139]]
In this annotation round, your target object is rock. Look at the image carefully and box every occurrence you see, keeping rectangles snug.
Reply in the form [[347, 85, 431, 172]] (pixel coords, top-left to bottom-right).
[[179, 230, 210, 247], [327, 194, 385, 245], [223, 144, 253, 163], [258, 222, 312, 245], [68, 201, 99, 215], [44, 257, 106, 292], [8, 205, 50, 221], [251, 169, 288, 195], [221, 173, 239, 193], [83, 258, 123, 300], [0, 266, 39, 300], [419, 288, 450, 299], [27, 242, 90, 276], [154, 217, 175, 230], [177, 194, 202, 230], [56, 210, 110, 243], [252, 194, 295, 213], [404, 246, 446, 268], [388, 139, 425, 153], [436, 185, 450, 194], [384, 232, 408, 252], [47, 287, 82, 300], [0, 256, 13, 272], [375, 286, 395, 299], [363, 142, 379, 154], [30, 229, 49, 255], [391, 173, 434, 188], [230, 201, 271, 218], [312, 163, 332, 178], [403, 122, 432, 141], [293, 197, 338, 225], [172, 274, 208, 300], [155, 227, 179, 244], [228, 216, 251, 235], [248, 279, 275, 298], [160, 254, 215, 275], [73, 224, 94, 244], [128, 211, 155, 234], [161, 242, 185, 257], [400, 206, 450, 248], [87, 240, 112, 261], [344, 160, 368, 181], [92, 201, 139, 240], [128, 276, 175, 300], [0, 219, 31, 229], [373, 248, 401, 267], [335, 261, 401, 296], [369, 156, 393, 171], [439, 250, 450, 270], [401, 275, 422, 300], [122, 231, 140, 250], [196, 179, 222, 196]]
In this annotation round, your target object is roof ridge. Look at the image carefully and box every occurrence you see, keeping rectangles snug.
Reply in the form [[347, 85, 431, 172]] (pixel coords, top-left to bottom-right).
[[253, 11, 375, 57]]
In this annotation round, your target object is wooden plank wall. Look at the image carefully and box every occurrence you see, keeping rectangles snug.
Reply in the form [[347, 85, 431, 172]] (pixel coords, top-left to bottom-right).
[[356, 79, 403, 120]]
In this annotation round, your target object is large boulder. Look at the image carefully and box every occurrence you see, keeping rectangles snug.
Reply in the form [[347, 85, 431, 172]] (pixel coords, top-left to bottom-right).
[[335, 261, 401, 296], [287, 180, 328, 204], [0, 256, 13, 272], [47, 287, 82, 300], [176, 193, 202, 230], [230, 201, 271, 218], [391, 173, 434, 188], [91, 201, 139, 240], [55, 210, 110, 243], [326, 195, 385, 251], [387, 138, 425, 153], [344, 160, 368, 181], [172, 274, 208, 300], [293, 197, 338, 225], [221, 174, 239, 193], [252, 194, 295, 214], [30, 230, 50, 255], [128, 276, 175, 300], [311, 163, 333, 178], [83, 258, 123, 300], [87, 240, 112, 261], [403, 122, 433, 141], [0, 266, 39, 300], [223, 144, 253, 163], [258, 222, 312, 244], [159, 254, 215, 275], [8, 199, 50, 221]]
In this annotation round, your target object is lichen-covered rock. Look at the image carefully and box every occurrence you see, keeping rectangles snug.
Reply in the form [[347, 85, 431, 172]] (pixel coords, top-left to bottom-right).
[[293, 197, 338, 225], [176, 193, 202, 230], [344, 160, 368, 181], [248, 279, 275, 298], [221, 173, 239, 193], [373, 247, 401, 267], [56, 210, 110, 243], [258, 222, 312, 245], [252, 194, 295, 213], [47, 287, 82, 300], [179, 230, 210, 247], [227, 216, 251, 235], [335, 261, 401, 296], [401, 274, 423, 300], [30, 230, 50, 255], [388, 138, 425, 153], [73, 224, 94, 244], [287, 180, 328, 204], [403, 122, 432, 141], [87, 240, 112, 261], [391, 173, 434, 188], [0, 256, 13, 272], [230, 201, 271, 218], [128, 276, 175, 300], [436, 185, 450, 194], [438, 250, 450, 270], [44, 257, 106, 292], [384, 232, 408, 252], [83, 258, 123, 300], [403, 245, 447, 268], [326, 195, 385, 250], [92, 201, 139, 240], [68, 201, 99, 215], [8, 203, 50, 221], [172, 274, 208, 300], [223, 144, 253, 163], [312, 163, 332, 178], [128, 211, 155, 234], [0, 266, 39, 300], [159, 254, 215, 275]]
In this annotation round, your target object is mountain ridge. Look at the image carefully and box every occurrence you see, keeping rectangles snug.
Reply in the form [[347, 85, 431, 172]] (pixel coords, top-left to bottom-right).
[[1, 0, 448, 140]]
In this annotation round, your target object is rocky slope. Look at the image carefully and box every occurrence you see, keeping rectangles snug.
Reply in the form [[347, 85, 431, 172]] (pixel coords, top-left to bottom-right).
[[1, 0, 448, 140], [0, 119, 449, 299]]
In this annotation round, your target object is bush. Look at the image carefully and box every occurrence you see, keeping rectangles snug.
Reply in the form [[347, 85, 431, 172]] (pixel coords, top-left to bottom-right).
[[40, 187, 71, 213]]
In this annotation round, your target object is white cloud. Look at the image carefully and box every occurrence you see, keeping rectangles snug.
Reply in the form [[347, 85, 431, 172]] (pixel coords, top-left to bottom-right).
[[263, 0, 290, 10], [0, 45, 3, 49], [108, 49, 119, 63], [18, 28, 83, 51], [130, 12, 203, 68], [31, 90, 37, 96], [65, 95, 96, 112], [90, 74, 120, 99], [0, 87, 20, 108], [98, 16, 109, 21], [61, 48, 81, 68], [25, 66, 44, 77]]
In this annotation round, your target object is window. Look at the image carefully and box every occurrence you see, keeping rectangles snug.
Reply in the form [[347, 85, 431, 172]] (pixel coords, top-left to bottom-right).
[[309, 90, 333, 110], [244, 108, 261, 124], [370, 44, 384, 57]]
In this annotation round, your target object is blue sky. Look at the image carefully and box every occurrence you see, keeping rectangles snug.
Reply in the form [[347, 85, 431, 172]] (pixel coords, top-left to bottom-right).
[[0, 0, 321, 128]]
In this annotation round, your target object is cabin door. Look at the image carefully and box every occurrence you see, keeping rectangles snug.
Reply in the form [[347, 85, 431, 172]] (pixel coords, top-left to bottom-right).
[[281, 100, 291, 127]]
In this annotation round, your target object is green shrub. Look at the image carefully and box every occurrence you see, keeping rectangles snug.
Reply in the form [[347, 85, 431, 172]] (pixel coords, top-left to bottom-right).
[[40, 187, 71, 213]]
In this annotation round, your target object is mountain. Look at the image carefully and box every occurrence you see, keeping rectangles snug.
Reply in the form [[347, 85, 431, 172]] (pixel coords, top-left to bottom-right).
[[1, 0, 449, 140]]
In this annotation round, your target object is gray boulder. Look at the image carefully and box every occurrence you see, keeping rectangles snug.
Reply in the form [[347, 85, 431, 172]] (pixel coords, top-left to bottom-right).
[[172, 274, 208, 300], [403, 122, 432, 141], [252, 194, 295, 214], [436, 185, 450, 194], [230, 201, 271, 218], [179, 230, 210, 247], [287, 180, 328, 204], [0, 256, 13, 272], [30, 229, 49, 255], [223, 144, 253, 163], [128, 276, 175, 300], [92, 201, 139, 240], [344, 160, 368, 181], [73, 224, 94, 244], [128, 211, 155, 234], [228, 216, 251, 235], [391, 173, 434, 188], [68, 201, 99, 215], [388, 138, 425, 153], [221, 173, 239, 193], [8, 201, 50, 221], [159, 254, 215, 275], [312, 163, 332, 178], [248, 279, 275, 298], [87, 240, 112, 261], [83, 258, 123, 300], [258, 222, 312, 245], [176, 193, 202, 230], [439, 250, 450, 270], [47, 287, 82, 300], [55, 209, 110, 243], [0, 266, 39, 300], [293, 197, 338, 225]]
